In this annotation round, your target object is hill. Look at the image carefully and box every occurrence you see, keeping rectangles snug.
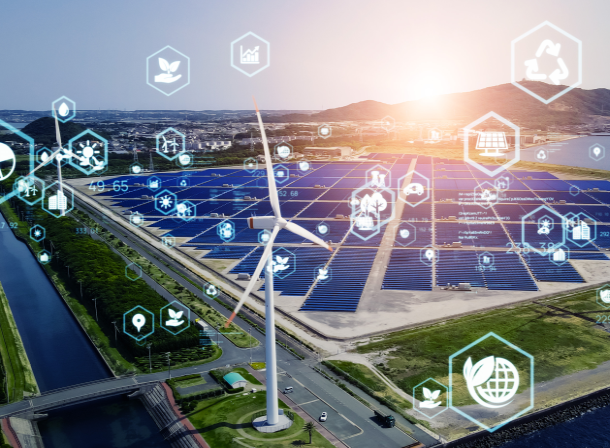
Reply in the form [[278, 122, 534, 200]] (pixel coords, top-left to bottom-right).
[[18, 118, 110, 147]]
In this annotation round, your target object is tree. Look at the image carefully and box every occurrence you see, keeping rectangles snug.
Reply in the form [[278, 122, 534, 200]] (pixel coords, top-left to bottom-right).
[[303, 422, 315, 444]]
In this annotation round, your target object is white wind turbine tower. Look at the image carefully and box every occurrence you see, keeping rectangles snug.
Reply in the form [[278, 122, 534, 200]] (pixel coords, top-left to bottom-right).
[[225, 98, 332, 432]]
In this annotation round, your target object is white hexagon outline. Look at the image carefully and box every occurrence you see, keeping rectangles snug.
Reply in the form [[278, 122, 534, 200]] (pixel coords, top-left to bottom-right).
[[130, 212, 144, 228], [589, 144, 605, 162], [273, 164, 290, 185], [448, 332, 534, 433], [67, 130, 109, 176], [156, 128, 186, 161], [161, 234, 176, 248], [244, 157, 258, 173], [269, 247, 296, 279], [564, 212, 597, 248], [258, 229, 272, 245], [596, 284, 610, 309], [511, 21, 582, 105], [30, 225, 46, 242], [350, 184, 396, 229], [316, 221, 331, 238], [547, 244, 570, 266], [464, 112, 520, 177], [148, 176, 162, 191], [494, 175, 511, 191], [398, 170, 430, 208], [569, 185, 581, 197], [318, 124, 332, 139], [146, 46, 191, 96], [42, 182, 74, 218], [52, 96, 76, 123], [521, 205, 566, 255], [297, 160, 312, 173], [37, 249, 51, 264], [154, 189, 178, 215], [203, 281, 221, 299], [176, 200, 197, 222], [274, 142, 293, 160], [37, 147, 65, 167], [478, 251, 495, 271], [123, 305, 154, 341], [395, 222, 417, 247], [176, 152, 194, 169], [230, 32, 270, 77], [380, 115, 395, 132], [420, 245, 438, 267], [366, 164, 392, 189], [160, 300, 191, 336], [125, 262, 143, 281], [473, 182, 500, 210], [349, 211, 381, 241], [130, 162, 143, 174], [218, 219, 236, 243], [14, 175, 45, 206], [314, 264, 332, 284], [412, 378, 448, 419]]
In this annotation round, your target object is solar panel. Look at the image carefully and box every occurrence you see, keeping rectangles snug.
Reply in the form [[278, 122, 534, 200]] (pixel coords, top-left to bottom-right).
[[476, 132, 508, 157]]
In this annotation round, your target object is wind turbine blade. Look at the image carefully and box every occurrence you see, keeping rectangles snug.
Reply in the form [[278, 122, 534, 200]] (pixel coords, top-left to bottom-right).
[[225, 224, 280, 327], [253, 97, 281, 219], [284, 221, 332, 251], [54, 107, 63, 150]]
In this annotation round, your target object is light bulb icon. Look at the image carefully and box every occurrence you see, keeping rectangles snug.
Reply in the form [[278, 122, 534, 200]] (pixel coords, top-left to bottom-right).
[[132, 313, 146, 332]]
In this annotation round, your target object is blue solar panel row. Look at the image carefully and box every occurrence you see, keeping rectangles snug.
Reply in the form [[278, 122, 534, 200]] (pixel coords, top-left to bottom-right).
[[382, 249, 432, 291]]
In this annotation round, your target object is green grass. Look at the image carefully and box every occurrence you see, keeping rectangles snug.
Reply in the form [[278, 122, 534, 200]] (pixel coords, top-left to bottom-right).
[[174, 376, 207, 388], [188, 392, 335, 448], [356, 294, 610, 406], [250, 362, 266, 370], [0, 281, 38, 401], [231, 367, 262, 386]]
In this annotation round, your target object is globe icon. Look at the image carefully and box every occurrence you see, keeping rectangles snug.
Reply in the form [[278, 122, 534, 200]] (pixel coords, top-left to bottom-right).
[[464, 356, 520, 408]]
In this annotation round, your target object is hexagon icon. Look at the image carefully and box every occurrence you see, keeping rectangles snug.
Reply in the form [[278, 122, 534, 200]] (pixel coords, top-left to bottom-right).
[[176, 201, 197, 222], [428, 128, 442, 143], [273, 164, 290, 184], [412, 378, 448, 419], [42, 182, 74, 218], [596, 284, 610, 309], [36, 147, 63, 167], [314, 264, 332, 284], [398, 170, 430, 208], [123, 305, 154, 342], [67, 130, 108, 175], [448, 332, 534, 433], [274, 142, 293, 160], [37, 249, 51, 264], [161, 301, 190, 336], [218, 220, 236, 243], [130, 212, 144, 228], [590, 144, 605, 162], [177, 176, 191, 188], [156, 128, 186, 161], [130, 162, 143, 174], [318, 124, 332, 139], [535, 147, 550, 163], [161, 234, 176, 248], [316, 222, 330, 238], [30, 225, 46, 242], [52, 96, 76, 123], [564, 212, 596, 248], [230, 32, 270, 77], [350, 211, 381, 242], [548, 244, 570, 266], [473, 182, 500, 210], [366, 164, 392, 189], [148, 176, 162, 191], [569, 185, 581, 197], [0, 119, 35, 173], [176, 152, 194, 169], [146, 46, 190, 96], [244, 157, 258, 173], [258, 229, 272, 245], [511, 21, 582, 105], [351, 185, 396, 228], [478, 251, 495, 271], [379, 115, 395, 132], [203, 281, 221, 299], [395, 222, 417, 247], [125, 262, 143, 281], [297, 160, 311, 173], [464, 112, 520, 177], [420, 246, 438, 267], [269, 247, 296, 279], [14, 175, 45, 206], [154, 189, 177, 215], [521, 205, 567, 255], [494, 175, 511, 191]]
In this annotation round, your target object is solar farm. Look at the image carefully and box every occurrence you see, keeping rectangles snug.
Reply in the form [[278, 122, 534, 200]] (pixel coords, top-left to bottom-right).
[[70, 153, 610, 338]]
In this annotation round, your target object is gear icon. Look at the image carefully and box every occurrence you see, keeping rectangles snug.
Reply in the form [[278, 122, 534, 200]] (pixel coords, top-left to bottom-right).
[[524, 40, 569, 85]]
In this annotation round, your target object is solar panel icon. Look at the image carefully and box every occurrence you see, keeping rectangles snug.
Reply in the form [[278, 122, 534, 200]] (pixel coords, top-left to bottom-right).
[[476, 132, 508, 157]]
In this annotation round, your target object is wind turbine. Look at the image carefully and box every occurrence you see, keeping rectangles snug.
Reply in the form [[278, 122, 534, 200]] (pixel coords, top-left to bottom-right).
[[224, 98, 332, 432]]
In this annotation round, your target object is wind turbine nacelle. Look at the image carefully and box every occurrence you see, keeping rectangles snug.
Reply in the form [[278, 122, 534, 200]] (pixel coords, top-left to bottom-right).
[[248, 216, 279, 229]]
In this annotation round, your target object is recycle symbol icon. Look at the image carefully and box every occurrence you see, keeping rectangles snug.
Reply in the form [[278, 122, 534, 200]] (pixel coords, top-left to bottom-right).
[[524, 40, 569, 85]]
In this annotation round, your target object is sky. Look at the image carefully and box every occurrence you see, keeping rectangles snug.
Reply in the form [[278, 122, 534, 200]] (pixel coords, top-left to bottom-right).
[[1, 0, 608, 111]]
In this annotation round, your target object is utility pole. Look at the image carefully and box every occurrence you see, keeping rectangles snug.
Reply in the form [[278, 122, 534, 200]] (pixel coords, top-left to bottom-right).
[[217, 324, 220, 347], [92, 298, 98, 321], [249, 327, 252, 365], [165, 352, 171, 379], [79, 281, 83, 298], [147, 343, 152, 373], [112, 321, 118, 342], [149, 151, 154, 172]]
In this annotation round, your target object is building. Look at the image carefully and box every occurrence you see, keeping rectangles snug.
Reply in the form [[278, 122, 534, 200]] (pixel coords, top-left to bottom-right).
[[303, 146, 352, 157], [223, 372, 247, 389]]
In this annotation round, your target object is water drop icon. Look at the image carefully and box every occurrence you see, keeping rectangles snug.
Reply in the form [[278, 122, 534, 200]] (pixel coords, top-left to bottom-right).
[[58, 102, 69, 117]]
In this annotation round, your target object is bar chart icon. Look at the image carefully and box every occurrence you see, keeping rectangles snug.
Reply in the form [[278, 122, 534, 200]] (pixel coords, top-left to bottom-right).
[[240, 46, 259, 64]]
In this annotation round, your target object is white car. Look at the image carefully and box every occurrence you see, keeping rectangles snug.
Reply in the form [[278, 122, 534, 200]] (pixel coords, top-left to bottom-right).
[[320, 412, 328, 422]]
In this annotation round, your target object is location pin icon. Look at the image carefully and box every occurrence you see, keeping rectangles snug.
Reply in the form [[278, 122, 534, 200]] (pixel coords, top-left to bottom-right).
[[425, 249, 434, 261], [594, 147, 601, 157], [132, 313, 146, 332]]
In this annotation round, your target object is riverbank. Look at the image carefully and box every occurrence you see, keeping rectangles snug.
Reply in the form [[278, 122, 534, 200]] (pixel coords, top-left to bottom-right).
[[0, 281, 38, 401]]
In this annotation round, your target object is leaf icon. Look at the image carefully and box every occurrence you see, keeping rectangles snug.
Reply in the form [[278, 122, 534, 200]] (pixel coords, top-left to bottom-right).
[[470, 356, 496, 387], [463, 357, 473, 379], [174, 310, 183, 319], [423, 387, 432, 399], [159, 58, 170, 71], [168, 309, 177, 318], [430, 390, 441, 400], [169, 61, 180, 73]]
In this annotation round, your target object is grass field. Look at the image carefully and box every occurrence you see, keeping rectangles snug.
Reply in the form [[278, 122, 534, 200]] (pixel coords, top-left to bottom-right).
[[0, 281, 38, 401], [231, 367, 263, 386], [356, 288, 610, 406], [250, 362, 266, 370], [188, 393, 335, 448]]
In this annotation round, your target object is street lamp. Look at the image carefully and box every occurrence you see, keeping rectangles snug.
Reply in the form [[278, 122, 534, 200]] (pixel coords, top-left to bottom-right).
[[112, 321, 118, 343], [147, 343, 153, 373], [165, 352, 171, 379], [92, 298, 98, 321], [249, 327, 252, 365]]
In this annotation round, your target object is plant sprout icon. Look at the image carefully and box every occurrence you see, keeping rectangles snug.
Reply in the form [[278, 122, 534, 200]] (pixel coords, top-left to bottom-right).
[[165, 309, 184, 327], [420, 387, 442, 409], [155, 58, 181, 84], [76, 140, 104, 169], [538, 219, 552, 235], [158, 195, 174, 210], [271, 256, 289, 273]]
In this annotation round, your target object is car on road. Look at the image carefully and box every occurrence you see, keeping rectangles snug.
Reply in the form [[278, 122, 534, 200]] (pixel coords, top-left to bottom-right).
[[251, 388, 257, 393], [320, 412, 328, 422], [284, 386, 293, 394]]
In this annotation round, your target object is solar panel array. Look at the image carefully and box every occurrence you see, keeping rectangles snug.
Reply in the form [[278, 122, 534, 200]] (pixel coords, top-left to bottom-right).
[[94, 154, 610, 313]]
